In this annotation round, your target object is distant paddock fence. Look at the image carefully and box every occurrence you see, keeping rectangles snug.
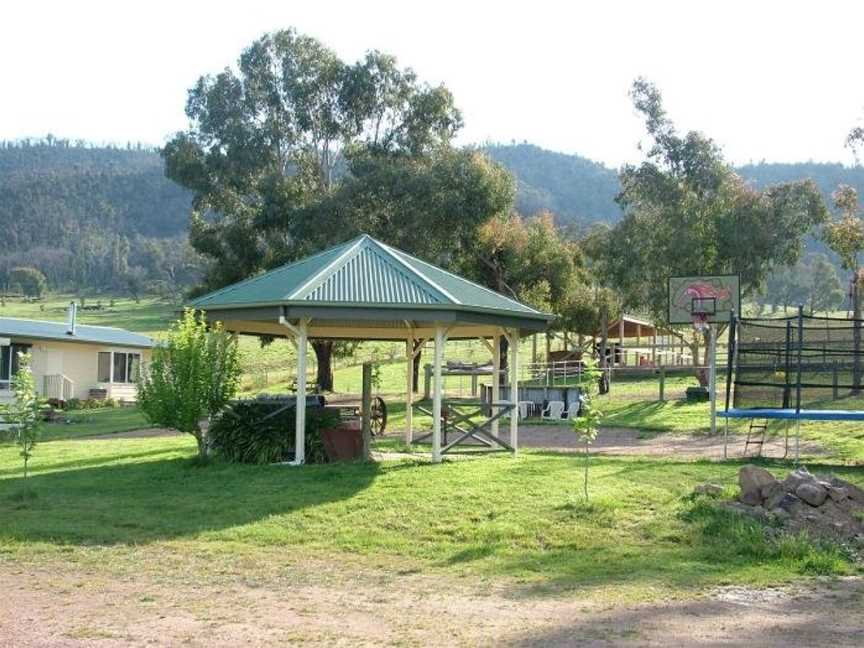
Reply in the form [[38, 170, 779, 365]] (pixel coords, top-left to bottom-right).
[[520, 361, 726, 403]]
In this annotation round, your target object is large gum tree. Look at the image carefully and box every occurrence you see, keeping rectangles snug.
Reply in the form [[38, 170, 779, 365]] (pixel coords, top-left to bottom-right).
[[606, 78, 828, 384], [163, 29, 513, 390]]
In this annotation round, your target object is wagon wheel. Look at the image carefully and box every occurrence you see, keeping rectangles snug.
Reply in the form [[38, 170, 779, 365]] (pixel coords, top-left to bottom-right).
[[370, 396, 387, 436]]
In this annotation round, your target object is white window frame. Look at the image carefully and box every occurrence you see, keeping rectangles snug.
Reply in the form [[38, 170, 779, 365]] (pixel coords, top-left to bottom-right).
[[98, 350, 142, 385]]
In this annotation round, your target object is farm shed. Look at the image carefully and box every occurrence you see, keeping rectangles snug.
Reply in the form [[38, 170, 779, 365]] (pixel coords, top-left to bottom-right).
[[191, 234, 553, 463]]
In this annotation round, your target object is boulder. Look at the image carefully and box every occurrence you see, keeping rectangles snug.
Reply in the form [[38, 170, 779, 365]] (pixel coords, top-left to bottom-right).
[[738, 465, 777, 505], [776, 493, 804, 516], [781, 467, 814, 492], [695, 483, 724, 497], [827, 486, 848, 503], [796, 482, 828, 507], [762, 483, 788, 510]]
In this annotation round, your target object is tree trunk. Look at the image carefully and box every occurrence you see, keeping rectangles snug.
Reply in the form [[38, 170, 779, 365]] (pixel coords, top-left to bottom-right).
[[691, 332, 709, 387], [312, 340, 334, 392], [598, 304, 609, 394], [194, 431, 207, 459], [412, 339, 423, 393], [499, 335, 509, 372]]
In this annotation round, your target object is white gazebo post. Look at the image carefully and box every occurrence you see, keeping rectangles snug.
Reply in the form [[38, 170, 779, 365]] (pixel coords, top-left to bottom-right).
[[405, 335, 414, 444], [294, 320, 308, 465], [508, 328, 520, 454], [432, 325, 446, 462], [491, 330, 501, 440], [279, 316, 309, 466]]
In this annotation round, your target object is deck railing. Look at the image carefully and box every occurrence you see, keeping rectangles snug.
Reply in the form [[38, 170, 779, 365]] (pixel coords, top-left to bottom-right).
[[43, 374, 75, 402]]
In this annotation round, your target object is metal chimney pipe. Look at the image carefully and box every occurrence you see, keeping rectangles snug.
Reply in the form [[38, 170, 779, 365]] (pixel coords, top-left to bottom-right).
[[67, 301, 77, 336]]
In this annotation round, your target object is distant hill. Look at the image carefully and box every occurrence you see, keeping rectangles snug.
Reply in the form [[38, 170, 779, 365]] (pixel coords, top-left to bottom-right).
[[5, 138, 864, 295], [482, 143, 621, 225], [0, 139, 194, 294]]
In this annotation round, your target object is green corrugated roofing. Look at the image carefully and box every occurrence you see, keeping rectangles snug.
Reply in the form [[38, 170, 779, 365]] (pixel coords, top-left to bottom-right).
[[191, 235, 549, 320], [0, 317, 154, 348]]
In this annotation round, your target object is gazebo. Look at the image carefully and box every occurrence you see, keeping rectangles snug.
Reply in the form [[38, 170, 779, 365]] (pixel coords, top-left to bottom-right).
[[191, 235, 552, 464]]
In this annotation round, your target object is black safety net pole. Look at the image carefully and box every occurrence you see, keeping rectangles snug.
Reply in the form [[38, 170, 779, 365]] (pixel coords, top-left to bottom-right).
[[784, 320, 792, 409], [796, 305, 804, 415], [724, 309, 736, 412]]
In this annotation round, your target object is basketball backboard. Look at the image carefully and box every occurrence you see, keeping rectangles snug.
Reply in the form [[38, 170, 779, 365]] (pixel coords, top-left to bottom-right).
[[668, 275, 740, 325]]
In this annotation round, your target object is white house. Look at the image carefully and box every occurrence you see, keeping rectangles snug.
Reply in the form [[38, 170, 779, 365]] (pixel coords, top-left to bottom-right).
[[0, 305, 154, 404]]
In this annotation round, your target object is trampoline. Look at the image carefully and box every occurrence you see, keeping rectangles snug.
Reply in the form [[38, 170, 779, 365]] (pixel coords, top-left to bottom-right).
[[721, 306, 864, 459]]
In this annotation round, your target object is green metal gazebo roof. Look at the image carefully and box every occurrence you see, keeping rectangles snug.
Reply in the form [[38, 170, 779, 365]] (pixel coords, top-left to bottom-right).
[[191, 235, 551, 336]]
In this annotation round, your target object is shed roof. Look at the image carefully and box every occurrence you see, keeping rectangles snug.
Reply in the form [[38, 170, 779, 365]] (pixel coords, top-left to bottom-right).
[[192, 235, 547, 320], [0, 317, 154, 349]]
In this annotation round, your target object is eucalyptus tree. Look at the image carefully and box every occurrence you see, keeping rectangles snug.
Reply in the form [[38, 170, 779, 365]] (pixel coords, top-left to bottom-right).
[[164, 29, 512, 390], [823, 185, 864, 390], [607, 78, 828, 380]]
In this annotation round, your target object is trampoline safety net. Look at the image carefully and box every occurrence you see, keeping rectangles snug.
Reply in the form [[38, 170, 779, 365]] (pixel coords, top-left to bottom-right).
[[729, 312, 864, 411]]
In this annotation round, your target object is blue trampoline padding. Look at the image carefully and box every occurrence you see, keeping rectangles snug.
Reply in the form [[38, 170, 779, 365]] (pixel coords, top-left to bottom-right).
[[718, 408, 864, 421]]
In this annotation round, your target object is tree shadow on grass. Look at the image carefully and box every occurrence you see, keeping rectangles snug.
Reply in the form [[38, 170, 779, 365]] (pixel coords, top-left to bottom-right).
[[0, 456, 380, 546], [0, 447, 182, 478]]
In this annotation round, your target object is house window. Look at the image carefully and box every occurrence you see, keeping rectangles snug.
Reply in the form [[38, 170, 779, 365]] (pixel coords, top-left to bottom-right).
[[0, 343, 32, 390], [98, 352, 111, 383], [97, 351, 141, 384]]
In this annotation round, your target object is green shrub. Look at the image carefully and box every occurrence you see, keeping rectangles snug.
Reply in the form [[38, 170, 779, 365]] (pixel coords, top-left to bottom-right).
[[69, 397, 118, 410], [209, 401, 340, 465]]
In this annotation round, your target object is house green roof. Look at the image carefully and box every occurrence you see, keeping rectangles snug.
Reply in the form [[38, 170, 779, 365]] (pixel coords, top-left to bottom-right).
[[0, 317, 154, 349], [191, 235, 550, 323]]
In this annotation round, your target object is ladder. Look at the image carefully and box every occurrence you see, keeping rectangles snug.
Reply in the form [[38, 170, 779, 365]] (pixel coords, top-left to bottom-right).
[[743, 419, 768, 456]]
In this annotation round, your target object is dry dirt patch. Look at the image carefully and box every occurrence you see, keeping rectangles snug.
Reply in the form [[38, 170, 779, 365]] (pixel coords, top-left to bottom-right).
[[1, 561, 861, 647]]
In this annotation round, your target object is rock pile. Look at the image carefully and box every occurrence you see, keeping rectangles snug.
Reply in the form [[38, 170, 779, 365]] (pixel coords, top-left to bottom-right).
[[728, 465, 864, 546]]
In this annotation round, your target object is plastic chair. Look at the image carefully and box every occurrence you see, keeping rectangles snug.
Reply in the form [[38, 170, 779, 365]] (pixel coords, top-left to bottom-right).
[[518, 401, 535, 420], [541, 400, 565, 420], [562, 400, 581, 420]]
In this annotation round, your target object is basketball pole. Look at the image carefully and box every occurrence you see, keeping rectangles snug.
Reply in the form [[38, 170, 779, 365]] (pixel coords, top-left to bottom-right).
[[709, 323, 717, 436]]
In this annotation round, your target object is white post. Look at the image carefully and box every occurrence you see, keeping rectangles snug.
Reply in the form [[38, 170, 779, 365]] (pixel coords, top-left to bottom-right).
[[405, 337, 414, 444], [294, 320, 308, 465], [432, 326, 445, 463], [709, 324, 717, 436], [509, 329, 519, 455], [491, 331, 501, 439]]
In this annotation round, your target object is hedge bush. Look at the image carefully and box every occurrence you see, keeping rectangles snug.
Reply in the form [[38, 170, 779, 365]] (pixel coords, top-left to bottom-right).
[[208, 400, 340, 465], [66, 397, 118, 410]]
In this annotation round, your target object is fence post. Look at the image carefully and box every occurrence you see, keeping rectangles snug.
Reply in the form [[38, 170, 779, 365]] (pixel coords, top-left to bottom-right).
[[833, 362, 839, 400], [659, 367, 666, 402], [361, 362, 372, 461]]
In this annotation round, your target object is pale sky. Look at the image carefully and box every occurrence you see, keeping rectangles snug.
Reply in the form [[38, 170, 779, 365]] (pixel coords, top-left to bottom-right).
[[3, 0, 863, 168]]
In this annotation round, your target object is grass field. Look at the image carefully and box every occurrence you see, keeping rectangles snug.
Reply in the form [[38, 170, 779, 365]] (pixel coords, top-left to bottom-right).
[[1, 433, 859, 602]]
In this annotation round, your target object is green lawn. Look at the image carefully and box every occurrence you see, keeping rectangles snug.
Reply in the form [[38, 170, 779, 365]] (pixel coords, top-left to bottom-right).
[[39, 407, 154, 441], [0, 434, 859, 601]]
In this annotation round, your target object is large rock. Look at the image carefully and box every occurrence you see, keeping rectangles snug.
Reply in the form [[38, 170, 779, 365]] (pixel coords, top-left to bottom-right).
[[776, 493, 804, 516], [781, 467, 814, 493], [738, 465, 777, 505], [796, 482, 828, 507], [763, 483, 789, 510]]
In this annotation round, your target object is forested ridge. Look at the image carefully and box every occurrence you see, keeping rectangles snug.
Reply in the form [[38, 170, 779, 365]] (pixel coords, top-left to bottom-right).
[[0, 139, 196, 296], [3, 138, 864, 295]]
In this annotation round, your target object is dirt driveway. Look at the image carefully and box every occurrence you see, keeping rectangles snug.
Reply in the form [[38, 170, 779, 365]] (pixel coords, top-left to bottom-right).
[[514, 425, 824, 459], [1, 561, 861, 647]]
